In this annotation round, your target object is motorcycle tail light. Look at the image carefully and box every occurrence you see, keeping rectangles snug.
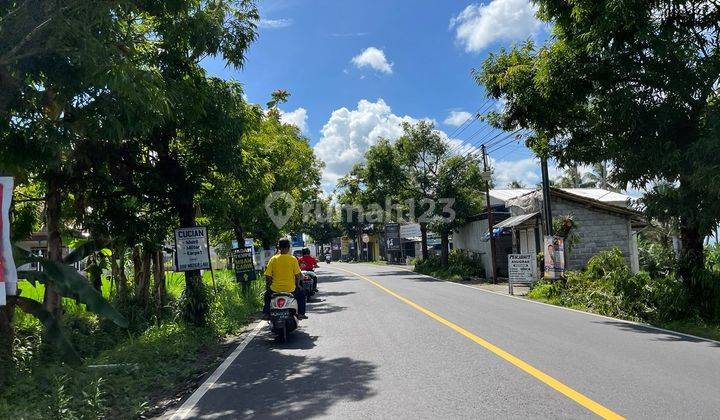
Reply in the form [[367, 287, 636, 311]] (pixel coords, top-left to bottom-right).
[[304, 275, 310, 280], [276, 298, 286, 308]]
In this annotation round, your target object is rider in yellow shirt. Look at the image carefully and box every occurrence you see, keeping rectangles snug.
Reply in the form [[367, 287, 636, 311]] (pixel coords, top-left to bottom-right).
[[262, 239, 308, 319]]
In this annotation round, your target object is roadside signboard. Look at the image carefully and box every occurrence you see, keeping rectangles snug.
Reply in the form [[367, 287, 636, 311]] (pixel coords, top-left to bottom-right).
[[386, 223, 401, 248], [174, 227, 211, 271], [543, 236, 565, 279], [400, 223, 421, 239], [508, 253, 535, 295], [0, 177, 18, 306], [291, 233, 304, 247], [232, 238, 259, 269], [340, 236, 350, 255], [232, 247, 257, 282]]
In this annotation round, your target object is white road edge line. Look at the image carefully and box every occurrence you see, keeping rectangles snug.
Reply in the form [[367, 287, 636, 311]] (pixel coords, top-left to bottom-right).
[[169, 320, 265, 420], [350, 263, 720, 346]]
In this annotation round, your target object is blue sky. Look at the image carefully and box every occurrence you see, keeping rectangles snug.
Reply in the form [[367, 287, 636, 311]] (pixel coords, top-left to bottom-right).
[[203, 0, 553, 191]]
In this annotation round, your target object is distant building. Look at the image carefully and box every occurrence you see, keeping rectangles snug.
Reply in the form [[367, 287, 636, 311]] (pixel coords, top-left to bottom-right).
[[452, 188, 645, 279]]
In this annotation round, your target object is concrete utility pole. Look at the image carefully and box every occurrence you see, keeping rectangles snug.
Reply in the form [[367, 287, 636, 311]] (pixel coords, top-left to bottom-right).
[[540, 157, 554, 237], [482, 145, 498, 283]]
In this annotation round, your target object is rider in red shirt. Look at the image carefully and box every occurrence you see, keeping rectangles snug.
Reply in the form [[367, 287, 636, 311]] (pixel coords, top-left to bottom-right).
[[297, 248, 319, 291], [297, 252, 318, 271]]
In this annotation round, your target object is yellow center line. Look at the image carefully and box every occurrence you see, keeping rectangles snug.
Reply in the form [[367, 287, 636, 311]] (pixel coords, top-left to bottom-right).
[[332, 266, 624, 420]]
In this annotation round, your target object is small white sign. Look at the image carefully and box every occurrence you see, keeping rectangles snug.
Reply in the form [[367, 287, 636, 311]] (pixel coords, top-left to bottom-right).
[[399, 223, 421, 239], [174, 227, 211, 272], [508, 254, 535, 295]]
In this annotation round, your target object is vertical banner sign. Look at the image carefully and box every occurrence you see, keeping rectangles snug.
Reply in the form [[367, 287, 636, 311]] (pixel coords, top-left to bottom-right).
[[0, 177, 18, 306], [386, 223, 400, 251], [543, 236, 565, 279], [174, 227, 211, 271], [232, 247, 257, 282], [340, 236, 350, 256]]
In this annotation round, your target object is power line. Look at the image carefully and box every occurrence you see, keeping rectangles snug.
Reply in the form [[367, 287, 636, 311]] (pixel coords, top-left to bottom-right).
[[445, 99, 497, 156]]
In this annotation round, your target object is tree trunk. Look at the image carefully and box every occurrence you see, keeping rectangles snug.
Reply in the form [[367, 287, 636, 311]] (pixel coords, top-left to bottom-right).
[[678, 223, 710, 315], [233, 222, 245, 248], [420, 223, 429, 260], [152, 250, 166, 319], [87, 254, 102, 291], [135, 247, 151, 306], [0, 302, 14, 378], [111, 244, 128, 301], [43, 175, 62, 318], [440, 232, 449, 267], [177, 190, 206, 326]]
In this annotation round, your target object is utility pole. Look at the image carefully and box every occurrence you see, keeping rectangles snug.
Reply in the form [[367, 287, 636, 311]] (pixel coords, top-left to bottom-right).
[[540, 157, 554, 237], [482, 145, 498, 283]]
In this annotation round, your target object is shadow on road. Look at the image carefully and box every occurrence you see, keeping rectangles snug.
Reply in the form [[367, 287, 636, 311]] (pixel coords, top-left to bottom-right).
[[317, 291, 356, 297], [193, 345, 378, 419], [255, 329, 319, 350], [593, 320, 720, 347], [361, 270, 417, 277], [315, 273, 356, 283], [307, 299, 347, 314]]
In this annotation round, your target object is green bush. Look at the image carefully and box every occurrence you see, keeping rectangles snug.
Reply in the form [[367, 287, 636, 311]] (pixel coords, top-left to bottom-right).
[[529, 248, 688, 323], [414, 250, 485, 280], [638, 238, 676, 278]]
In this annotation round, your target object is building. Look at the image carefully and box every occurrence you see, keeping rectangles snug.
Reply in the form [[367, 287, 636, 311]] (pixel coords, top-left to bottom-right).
[[452, 188, 645, 279]]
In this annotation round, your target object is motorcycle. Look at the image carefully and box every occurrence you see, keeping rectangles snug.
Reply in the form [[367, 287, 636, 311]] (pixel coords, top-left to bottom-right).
[[301, 271, 316, 298], [325, 253, 331, 264], [269, 293, 299, 342]]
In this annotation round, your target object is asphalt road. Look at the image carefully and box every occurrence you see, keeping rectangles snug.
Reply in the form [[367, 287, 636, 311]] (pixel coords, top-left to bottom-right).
[[172, 262, 720, 419]]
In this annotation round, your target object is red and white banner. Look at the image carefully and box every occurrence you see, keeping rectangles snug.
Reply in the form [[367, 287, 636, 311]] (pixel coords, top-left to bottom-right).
[[0, 177, 17, 306]]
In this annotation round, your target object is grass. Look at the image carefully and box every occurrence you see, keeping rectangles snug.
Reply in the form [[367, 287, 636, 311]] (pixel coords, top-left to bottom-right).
[[0, 270, 264, 419]]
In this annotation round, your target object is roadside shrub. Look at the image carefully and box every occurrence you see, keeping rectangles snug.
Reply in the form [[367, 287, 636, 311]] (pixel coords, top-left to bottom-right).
[[530, 248, 688, 323], [414, 250, 484, 280], [638, 238, 676, 278], [447, 250, 485, 278]]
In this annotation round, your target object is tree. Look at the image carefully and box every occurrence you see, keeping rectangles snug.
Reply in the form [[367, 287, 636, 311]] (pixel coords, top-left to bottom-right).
[[508, 180, 527, 189], [584, 162, 621, 191], [553, 165, 591, 188], [476, 1, 720, 315], [395, 121, 448, 260], [433, 156, 485, 266]]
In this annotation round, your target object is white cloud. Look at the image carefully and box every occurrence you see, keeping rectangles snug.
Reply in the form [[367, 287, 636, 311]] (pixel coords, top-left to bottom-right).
[[491, 157, 541, 187], [313, 99, 418, 190], [259, 18, 293, 29], [450, 0, 542, 53], [444, 110, 473, 127], [279, 107, 308, 134], [351, 47, 393, 74]]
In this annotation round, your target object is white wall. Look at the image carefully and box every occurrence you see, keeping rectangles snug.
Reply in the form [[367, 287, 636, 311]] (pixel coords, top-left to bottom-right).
[[452, 219, 492, 278]]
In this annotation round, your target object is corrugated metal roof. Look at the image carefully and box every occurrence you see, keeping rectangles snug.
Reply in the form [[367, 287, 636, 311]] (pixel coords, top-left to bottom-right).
[[560, 188, 631, 206], [489, 189, 535, 202], [490, 188, 631, 207], [494, 212, 540, 229]]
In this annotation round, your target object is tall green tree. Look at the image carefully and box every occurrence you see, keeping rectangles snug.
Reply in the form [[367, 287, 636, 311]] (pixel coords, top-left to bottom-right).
[[395, 121, 448, 259], [477, 1, 720, 315], [433, 156, 485, 266]]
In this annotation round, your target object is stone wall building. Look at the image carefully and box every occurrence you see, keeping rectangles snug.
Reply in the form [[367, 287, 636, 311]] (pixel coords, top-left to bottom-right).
[[453, 188, 645, 279]]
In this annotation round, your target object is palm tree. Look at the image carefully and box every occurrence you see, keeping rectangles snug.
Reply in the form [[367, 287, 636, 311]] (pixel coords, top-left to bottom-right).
[[508, 180, 526, 189], [583, 162, 621, 191], [553, 164, 591, 188]]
